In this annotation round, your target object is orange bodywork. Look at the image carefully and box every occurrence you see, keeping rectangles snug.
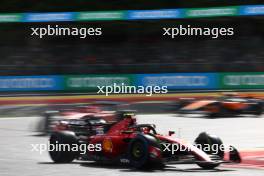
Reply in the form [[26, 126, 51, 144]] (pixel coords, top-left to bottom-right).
[[182, 100, 218, 110], [182, 99, 249, 112]]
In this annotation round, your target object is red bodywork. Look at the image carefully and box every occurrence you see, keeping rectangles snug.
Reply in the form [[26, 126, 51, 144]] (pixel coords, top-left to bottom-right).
[[50, 113, 241, 167], [84, 116, 212, 163], [59, 106, 117, 121], [51, 105, 118, 132]]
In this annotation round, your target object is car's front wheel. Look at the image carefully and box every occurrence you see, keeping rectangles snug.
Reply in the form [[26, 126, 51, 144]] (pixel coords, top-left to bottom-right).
[[194, 132, 224, 169], [196, 162, 220, 169]]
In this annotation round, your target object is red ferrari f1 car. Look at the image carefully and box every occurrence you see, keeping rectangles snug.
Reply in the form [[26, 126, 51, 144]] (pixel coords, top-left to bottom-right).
[[48, 111, 240, 169]]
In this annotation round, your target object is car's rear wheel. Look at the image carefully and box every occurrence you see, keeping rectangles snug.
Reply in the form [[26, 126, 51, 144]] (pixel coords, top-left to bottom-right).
[[49, 131, 79, 163], [253, 103, 263, 116], [207, 104, 231, 118]]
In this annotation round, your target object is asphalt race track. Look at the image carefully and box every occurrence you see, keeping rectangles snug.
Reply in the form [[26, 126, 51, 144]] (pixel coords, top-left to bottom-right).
[[0, 114, 264, 176]]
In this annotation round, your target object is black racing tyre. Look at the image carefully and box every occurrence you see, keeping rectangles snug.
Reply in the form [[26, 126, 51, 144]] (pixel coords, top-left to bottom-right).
[[128, 136, 150, 169], [208, 112, 221, 118], [205, 103, 222, 118], [208, 107, 236, 118], [49, 131, 79, 163], [40, 111, 58, 134], [254, 103, 263, 116], [195, 132, 224, 159], [128, 135, 162, 169], [207, 103, 229, 118], [42, 113, 53, 133], [194, 132, 224, 169]]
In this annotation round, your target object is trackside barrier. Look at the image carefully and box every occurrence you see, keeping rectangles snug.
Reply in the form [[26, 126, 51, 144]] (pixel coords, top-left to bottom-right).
[[0, 72, 263, 92], [0, 5, 263, 23]]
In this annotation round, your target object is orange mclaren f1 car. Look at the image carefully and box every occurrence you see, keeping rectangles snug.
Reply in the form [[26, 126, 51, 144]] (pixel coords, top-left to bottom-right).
[[175, 94, 263, 117]]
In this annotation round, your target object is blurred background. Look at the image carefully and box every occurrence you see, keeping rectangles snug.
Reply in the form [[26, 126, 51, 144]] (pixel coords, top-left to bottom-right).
[[0, 1, 262, 101], [0, 0, 263, 76]]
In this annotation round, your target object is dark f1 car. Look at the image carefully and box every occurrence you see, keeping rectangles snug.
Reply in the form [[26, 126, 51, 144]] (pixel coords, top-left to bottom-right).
[[36, 101, 129, 134], [48, 111, 240, 169], [175, 94, 263, 118]]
